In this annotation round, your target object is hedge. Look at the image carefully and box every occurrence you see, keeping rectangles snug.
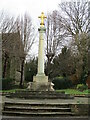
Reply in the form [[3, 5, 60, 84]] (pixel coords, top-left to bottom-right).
[[2, 78, 15, 90], [52, 76, 72, 90]]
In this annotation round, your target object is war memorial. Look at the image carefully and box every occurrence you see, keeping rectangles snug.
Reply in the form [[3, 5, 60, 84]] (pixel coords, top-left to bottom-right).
[[1, 12, 89, 120]]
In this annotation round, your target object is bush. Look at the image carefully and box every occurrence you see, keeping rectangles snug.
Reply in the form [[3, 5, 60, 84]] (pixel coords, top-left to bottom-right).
[[52, 76, 72, 90], [76, 84, 88, 91], [2, 78, 15, 90]]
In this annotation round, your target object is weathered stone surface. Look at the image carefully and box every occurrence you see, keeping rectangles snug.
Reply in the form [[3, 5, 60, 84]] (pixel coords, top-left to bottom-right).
[[2, 101, 73, 117], [2, 116, 89, 120], [5, 90, 74, 99], [31, 75, 53, 91], [70, 104, 89, 116], [31, 17, 54, 91]]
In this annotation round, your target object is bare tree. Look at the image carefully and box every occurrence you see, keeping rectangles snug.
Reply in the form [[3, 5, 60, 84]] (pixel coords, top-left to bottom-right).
[[14, 13, 35, 87], [0, 11, 35, 87], [46, 11, 65, 76], [59, 0, 89, 37], [0, 11, 15, 33], [58, 0, 89, 83]]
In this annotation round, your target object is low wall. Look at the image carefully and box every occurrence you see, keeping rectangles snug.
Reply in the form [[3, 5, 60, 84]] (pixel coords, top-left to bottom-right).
[[70, 104, 90, 116]]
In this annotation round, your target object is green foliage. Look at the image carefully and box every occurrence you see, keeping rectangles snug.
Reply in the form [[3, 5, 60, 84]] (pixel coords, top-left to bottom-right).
[[2, 78, 15, 90], [50, 46, 75, 79], [80, 72, 88, 85], [56, 89, 89, 95], [76, 84, 88, 91], [52, 76, 72, 90]]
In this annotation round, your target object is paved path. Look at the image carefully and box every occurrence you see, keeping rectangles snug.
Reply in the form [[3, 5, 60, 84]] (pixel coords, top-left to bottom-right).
[[2, 116, 90, 120], [0, 95, 2, 120]]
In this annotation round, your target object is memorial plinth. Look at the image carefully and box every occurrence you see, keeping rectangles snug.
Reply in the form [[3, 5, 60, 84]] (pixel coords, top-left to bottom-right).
[[30, 12, 54, 91]]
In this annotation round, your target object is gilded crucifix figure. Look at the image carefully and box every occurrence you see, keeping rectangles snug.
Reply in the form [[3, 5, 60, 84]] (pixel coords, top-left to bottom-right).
[[38, 12, 47, 27]]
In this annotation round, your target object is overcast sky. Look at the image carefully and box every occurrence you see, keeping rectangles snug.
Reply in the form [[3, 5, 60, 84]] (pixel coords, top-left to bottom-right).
[[0, 0, 73, 58], [0, 0, 74, 27], [0, 0, 61, 14], [0, 0, 62, 26]]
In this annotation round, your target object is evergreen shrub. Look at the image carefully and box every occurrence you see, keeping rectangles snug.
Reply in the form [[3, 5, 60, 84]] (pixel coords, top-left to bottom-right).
[[76, 84, 88, 91], [52, 76, 72, 90], [2, 78, 15, 90]]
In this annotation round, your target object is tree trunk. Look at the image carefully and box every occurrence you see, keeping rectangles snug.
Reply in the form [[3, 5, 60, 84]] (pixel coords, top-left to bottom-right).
[[19, 59, 24, 88], [3, 53, 8, 78]]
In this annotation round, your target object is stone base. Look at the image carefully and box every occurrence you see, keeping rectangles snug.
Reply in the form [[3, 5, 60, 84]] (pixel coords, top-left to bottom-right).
[[27, 75, 54, 91], [33, 74, 48, 83]]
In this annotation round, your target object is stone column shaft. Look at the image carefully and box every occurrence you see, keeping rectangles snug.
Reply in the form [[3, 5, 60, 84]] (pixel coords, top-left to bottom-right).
[[37, 27, 46, 76]]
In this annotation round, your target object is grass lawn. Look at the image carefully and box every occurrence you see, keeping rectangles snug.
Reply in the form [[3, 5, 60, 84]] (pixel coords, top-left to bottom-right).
[[0, 89, 26, 93], [0, 88, 90, 95], [56, 89, 90, 95]]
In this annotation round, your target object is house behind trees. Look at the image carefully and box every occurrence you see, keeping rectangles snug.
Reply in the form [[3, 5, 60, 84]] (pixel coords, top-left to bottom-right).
[[2, 32, 24, 82]]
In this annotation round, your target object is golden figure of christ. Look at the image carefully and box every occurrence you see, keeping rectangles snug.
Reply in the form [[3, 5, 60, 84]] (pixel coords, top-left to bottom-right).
[[38, 12, 47, 27]]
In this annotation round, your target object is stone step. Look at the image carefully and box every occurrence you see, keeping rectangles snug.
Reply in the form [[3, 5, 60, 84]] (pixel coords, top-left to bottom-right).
[[3, 101, 73, 117], [6, 94, 73, 99], [8, 93, 65, 96], [3, 111, 73, 117], [4, 102, 70, 108], [6, 90, 74, 99], [7, 93, 65, 96], [4, 106, 71, 112], [15, 90, 65, 94]]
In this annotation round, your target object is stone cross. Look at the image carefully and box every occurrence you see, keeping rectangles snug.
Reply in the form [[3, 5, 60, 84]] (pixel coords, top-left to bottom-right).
[[32, 12, 54, 91], [37, 12, 46, 75]]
